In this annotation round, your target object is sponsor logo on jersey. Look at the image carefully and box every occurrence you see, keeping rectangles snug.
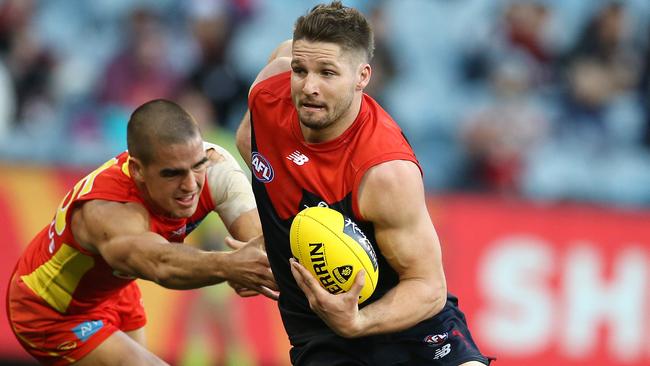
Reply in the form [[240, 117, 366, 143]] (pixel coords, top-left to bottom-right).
[[287, 150, 310, 166], [251, 152, 274, 183], [433, 344, 452, 359], [423, 332, 449, 347], [72, 320, 104, 342]]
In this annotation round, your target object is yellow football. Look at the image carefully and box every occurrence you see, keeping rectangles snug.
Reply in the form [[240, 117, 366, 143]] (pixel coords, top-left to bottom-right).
[[290, 206, 379, 304]]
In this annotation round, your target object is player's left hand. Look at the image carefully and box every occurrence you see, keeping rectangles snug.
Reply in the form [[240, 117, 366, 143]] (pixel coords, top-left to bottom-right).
[[290, 258, 365, 338], [224, 236, 279, 301]]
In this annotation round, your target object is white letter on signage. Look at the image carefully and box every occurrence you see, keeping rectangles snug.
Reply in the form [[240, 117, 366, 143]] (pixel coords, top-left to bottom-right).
[[562, 244, 646, 361], [477, 236, 554, 355]]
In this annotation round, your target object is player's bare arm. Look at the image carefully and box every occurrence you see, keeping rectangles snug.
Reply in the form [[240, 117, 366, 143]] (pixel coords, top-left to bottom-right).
[[70, 200, 277, 293], [356, 160, 447, 333], [291, 160, 447, 337], [267, 39, 293, 64], [236, 42, 292, 167], [204, 143, 279, 299], [235, 110, 254, 168], [205, 144, 262, 240]]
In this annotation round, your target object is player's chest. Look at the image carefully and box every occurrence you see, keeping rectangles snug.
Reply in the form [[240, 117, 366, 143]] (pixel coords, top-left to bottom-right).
[[252, 145, 353, 219]]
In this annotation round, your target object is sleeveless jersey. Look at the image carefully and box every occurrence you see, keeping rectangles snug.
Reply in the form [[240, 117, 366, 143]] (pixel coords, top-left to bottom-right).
[[249, 71, 420, 343], [12, 151, 216, 315]]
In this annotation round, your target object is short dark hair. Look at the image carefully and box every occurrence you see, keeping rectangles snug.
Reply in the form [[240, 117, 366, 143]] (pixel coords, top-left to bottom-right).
[[127, 99, 201, 164], [293, 1, 374, 61]]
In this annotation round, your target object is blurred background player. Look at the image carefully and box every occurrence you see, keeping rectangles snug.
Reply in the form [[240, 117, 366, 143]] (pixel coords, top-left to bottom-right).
[[7, 99, 277, 365]]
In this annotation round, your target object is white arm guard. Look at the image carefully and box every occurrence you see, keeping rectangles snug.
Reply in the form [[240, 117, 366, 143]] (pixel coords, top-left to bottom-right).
[[204, 142, 257, 228]]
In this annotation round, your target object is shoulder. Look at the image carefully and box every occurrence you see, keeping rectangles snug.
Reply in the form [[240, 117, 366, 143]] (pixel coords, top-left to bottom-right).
[[77, 153, 137, 202], [349, 103, 420, 187], [72, 200, 149, 252], [204, 141, 240, 166], [250, 57, 291, 96], [77, 200, 149, 232], [352, 96, 414, 155], [248, 69, 294, 128], [249, 73, 292, 109], [361, 160, 422, 194], [203, 141, 252, 201], [202, 143, 256, 227], [358, 160, 424, 224], [351, 97, 420, 170], [204, 142, 246, 186]]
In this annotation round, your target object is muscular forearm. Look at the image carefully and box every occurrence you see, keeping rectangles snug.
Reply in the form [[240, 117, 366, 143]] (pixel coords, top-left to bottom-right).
[[227, 209, 262, 242], [110, 232, 274, 293], [117, 238, 231, 290], [146, 245, 231, 290], [78, 201, 272, 292], [353, 279, 446, 337]]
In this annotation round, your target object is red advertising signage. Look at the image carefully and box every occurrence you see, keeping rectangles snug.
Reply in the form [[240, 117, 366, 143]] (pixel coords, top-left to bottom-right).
[[434, 195, 650, 366], [2, 163, 649, 365]]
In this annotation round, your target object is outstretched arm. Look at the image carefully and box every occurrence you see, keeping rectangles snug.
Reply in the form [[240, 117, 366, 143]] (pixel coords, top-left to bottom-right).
[[290, 160, 447, 337], [71, 200, 277, 293]]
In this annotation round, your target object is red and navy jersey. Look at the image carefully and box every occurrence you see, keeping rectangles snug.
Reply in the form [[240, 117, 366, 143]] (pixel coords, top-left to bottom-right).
[[249, 71, 420, 343], [12, 151, 215, 315]]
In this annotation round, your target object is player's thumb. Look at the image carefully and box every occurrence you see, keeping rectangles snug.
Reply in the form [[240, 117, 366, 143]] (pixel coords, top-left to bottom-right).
[[350, 269, 366, 297]]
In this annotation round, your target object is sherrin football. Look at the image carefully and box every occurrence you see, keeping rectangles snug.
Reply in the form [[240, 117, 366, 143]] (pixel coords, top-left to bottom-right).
[[290, 206, 379, 304]]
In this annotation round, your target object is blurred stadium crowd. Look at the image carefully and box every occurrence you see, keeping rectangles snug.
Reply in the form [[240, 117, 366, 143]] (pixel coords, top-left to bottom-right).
[[0, 0, 649, 207]]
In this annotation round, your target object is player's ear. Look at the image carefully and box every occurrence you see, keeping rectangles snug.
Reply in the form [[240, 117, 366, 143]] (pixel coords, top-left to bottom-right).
[[356, 63, 371, 91], [128, 156, 145, 182]]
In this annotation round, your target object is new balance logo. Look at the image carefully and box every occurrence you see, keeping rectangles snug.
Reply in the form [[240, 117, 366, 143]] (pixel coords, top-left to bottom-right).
[[287, 151, 309, 166], [433, 344, 451, 360]]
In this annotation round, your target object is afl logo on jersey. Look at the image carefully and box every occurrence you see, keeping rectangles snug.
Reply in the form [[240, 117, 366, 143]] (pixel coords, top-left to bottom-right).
[[423, 332, 448, 347], [251, 152, 274, 183]]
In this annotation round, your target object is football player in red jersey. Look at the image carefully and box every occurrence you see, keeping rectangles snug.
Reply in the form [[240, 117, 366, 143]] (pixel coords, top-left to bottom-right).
[[237, 2, 492, 365], [7, 99, 277, 365]]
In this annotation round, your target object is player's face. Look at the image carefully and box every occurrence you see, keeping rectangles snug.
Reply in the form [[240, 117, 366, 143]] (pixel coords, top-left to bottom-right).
[[290, 40, 368, 137], [138, 136, 208, 219]]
